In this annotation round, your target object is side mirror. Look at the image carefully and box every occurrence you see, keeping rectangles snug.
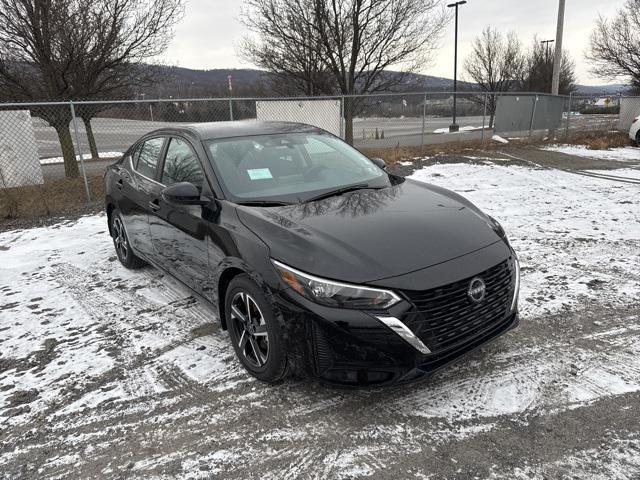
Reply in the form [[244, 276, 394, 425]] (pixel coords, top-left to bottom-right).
[[162, 182, 208, 206], [371, 157, 388, 170]]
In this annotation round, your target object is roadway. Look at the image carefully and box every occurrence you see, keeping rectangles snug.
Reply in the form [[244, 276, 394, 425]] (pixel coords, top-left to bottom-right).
[[33, 113, 618, 165]]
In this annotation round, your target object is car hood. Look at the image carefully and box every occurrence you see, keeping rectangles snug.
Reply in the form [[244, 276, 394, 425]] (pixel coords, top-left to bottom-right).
[[236, 178, 504, 284]]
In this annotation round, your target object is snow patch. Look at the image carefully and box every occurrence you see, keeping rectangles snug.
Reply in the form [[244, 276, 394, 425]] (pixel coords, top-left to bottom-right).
[[409, 163, 640, 317], [542, 145, 640, 162], [40, 152, 123, 165], [433, 126, 484, 134]]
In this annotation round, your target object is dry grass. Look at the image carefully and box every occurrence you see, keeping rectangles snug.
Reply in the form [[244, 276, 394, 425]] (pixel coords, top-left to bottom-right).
[[361, 130, 634, 165], [361, 140, 495, 164], [567, 130, 633, 150], [1, 174, 104, 220]]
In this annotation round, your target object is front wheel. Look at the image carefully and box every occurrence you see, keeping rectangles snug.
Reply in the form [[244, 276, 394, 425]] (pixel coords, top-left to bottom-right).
[[225, 274, 288, 383], [110, 210, 145, 269]]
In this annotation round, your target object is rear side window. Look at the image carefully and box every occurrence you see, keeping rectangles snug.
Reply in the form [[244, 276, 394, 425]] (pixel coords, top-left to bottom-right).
[[161, 138, 205, 189], [135, 137, 165, 179]]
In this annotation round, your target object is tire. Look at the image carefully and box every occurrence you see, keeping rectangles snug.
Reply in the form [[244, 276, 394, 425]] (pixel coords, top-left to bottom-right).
[[225, 274, 289, 383], [636, 131, 640, 147], [110, 209, 145, 269]]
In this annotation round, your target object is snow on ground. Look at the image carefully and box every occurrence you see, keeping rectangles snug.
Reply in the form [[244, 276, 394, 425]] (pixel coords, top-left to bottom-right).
[[433, 126, 484, 134], [408, 163, 640, 317], [542, 145, 640, 162], [1, 162, 640, 478], [0, 215, 241, 425], [587, 168, 640, 180], [489, 436, 640, 479], [40, 152, 122, 165]]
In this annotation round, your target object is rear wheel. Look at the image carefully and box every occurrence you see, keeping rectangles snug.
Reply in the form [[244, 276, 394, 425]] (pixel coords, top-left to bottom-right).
[[225, 274, 288, 383], [636, 131, 639, 147], [111, 210, 145, 269]]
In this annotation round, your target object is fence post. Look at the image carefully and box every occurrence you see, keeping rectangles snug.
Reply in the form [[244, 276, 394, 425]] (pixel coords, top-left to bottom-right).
[[340, 96, 345, 140], [528, 95, 538, 138], [229, 97, 234, 121], [69, 101, 91, 203], [481, 93, 488, 142], [420, 93, 427, 150], [149, 104, 154, 122], [565, 92, 572, 139]]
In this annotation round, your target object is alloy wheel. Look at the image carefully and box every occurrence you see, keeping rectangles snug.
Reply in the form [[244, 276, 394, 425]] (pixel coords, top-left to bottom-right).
[[113, 217, 129, 261], [230, 291, 269, 368]]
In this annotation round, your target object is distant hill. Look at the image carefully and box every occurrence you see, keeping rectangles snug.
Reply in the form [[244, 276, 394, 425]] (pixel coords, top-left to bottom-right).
[[139, 66, 631, 98], [573, 84, 629, 95], [146, 66, 474, 98]]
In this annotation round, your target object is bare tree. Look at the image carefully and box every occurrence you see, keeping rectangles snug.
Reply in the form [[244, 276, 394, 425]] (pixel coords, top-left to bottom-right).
[[463, 27, 523, 127], [241, 0, 448, 144], [240, 0, 334, 96], [587, 0, 640, 93], [0, 0, 183, 178], [519, 37, 577, 94]]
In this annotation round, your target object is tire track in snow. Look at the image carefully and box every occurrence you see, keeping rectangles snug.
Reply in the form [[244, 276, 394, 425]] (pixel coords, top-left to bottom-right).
[[34, 261, 231, 418]]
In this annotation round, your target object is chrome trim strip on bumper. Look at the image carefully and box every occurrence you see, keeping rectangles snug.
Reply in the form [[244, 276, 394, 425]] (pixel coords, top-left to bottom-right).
[[376, 316, 431, 354], [510, 257, 521, 311]]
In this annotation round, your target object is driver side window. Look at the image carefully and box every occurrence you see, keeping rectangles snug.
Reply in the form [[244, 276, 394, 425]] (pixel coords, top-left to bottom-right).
[[134, 137, 165, 179], [161, 138, 205, 190]]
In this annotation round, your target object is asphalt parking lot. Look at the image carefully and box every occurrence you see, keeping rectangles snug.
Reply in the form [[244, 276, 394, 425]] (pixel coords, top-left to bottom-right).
[[1, 147, 640, 479]]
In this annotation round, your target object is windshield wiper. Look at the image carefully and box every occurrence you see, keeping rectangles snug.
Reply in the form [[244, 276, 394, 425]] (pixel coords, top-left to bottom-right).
[[305, 184, 382, 203], [236, 200, 291, 207]]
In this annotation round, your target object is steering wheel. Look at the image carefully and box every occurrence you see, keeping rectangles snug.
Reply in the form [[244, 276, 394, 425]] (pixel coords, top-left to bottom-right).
[[304, 164, 328, 181]]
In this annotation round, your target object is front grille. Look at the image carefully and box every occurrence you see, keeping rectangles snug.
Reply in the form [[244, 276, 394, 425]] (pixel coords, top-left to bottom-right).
[[403, 259, 515, 353]]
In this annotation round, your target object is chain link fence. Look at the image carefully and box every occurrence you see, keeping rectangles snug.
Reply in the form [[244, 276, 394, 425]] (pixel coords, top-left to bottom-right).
[[620, 96, 640, 132], [0, 92, 630, 220]]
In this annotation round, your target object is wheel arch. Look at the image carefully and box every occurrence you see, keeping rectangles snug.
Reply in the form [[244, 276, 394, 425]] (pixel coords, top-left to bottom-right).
[[106, 202, 116, 236], [217, 267, 246, 330]]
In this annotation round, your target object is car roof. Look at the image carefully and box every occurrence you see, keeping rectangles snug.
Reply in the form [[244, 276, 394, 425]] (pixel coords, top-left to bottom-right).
[[154, 120, 325, 141]]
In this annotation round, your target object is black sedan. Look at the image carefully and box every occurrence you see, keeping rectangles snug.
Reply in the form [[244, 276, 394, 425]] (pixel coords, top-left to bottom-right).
[[104, 121, 520, 387]]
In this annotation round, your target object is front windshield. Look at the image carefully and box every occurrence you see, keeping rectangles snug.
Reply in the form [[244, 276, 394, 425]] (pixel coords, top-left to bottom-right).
[[205, 132, 391, 203]]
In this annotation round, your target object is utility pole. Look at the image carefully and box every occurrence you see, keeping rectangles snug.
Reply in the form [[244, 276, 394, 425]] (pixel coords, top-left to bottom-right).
[[447, 1, 467, 133], [541, 39, 554, 62], [541, 39, 555, 92], [551, 0, 565, 95]]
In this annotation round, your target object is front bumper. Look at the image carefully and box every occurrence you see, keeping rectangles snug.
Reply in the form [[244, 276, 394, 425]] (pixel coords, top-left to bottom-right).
[[273, 287, 519, 388]]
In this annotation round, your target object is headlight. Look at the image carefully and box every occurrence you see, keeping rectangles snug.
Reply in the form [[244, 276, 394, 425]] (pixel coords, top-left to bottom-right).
[[511, 256, 520, 311], [272, 260, 401, 310]]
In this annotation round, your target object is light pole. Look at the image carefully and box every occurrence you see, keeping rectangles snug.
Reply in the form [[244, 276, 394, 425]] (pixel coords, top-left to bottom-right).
[[448, 1, 466, 133]]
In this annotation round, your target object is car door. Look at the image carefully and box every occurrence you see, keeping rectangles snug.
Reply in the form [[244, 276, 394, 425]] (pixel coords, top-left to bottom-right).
[[148, 136, 211, 292], [118, 136, 167, 260]]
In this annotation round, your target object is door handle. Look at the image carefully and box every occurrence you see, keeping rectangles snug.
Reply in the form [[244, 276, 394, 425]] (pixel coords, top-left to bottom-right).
[[148, 199, 161, 211]]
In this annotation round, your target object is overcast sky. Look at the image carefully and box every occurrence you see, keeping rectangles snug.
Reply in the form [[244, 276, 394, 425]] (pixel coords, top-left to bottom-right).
[[161, 0, 625, 86]]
